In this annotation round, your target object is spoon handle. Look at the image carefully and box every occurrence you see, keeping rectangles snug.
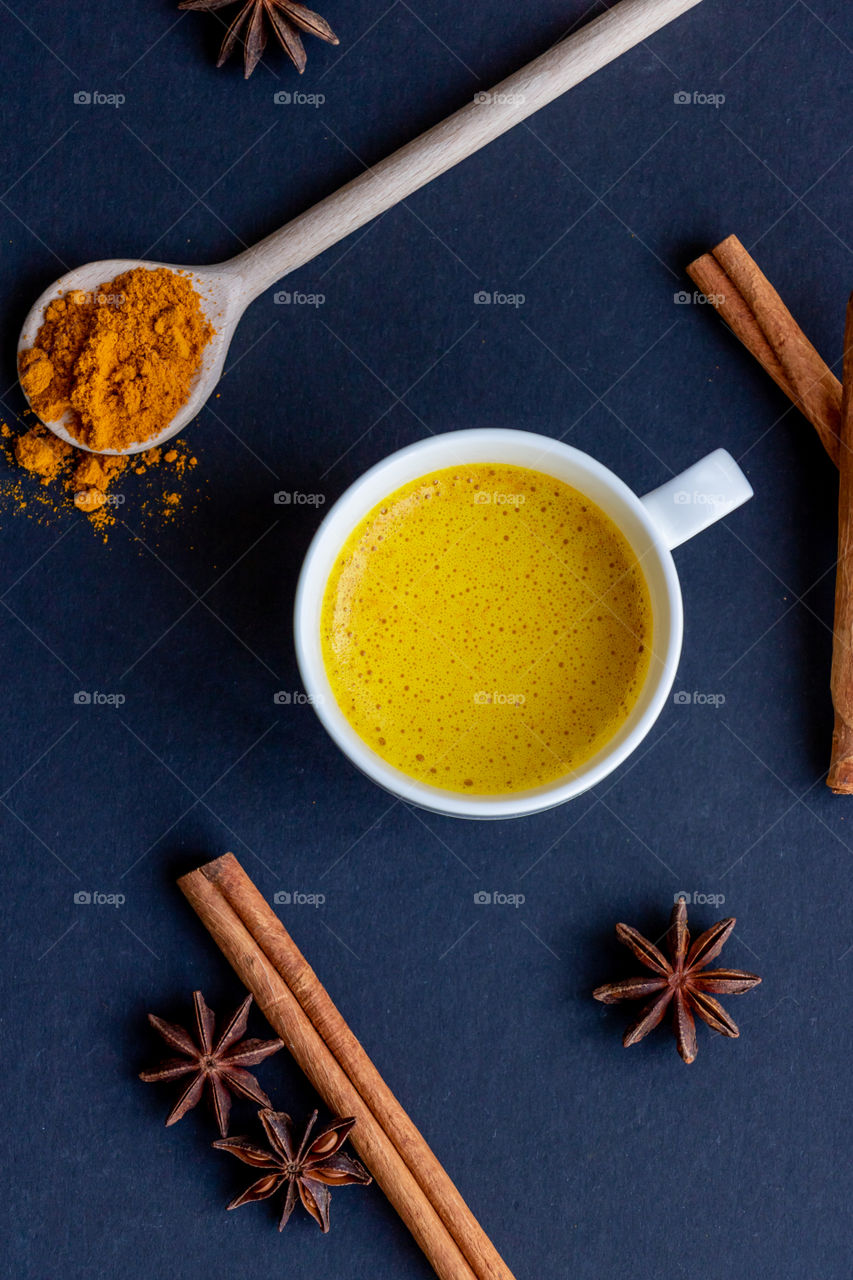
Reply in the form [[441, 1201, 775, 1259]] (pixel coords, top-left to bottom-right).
[[231, 0, 703, 302]]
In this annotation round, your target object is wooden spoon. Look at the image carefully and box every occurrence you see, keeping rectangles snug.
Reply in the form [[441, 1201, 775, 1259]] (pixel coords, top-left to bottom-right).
[[18, 0, 703, 455]]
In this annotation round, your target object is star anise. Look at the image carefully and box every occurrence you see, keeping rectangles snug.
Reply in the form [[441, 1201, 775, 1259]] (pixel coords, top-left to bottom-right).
[[179, 0, 339, 78], [140, 990, 283, 1136], [214, 1109, 372, 1231], [593, 898, 761, 1063]]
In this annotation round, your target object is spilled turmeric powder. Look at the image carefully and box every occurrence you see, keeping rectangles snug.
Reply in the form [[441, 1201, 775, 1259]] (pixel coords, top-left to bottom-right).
[[1, 419, 201, 540], [13, 422, 72, 480], [19, 267, 214, 451]]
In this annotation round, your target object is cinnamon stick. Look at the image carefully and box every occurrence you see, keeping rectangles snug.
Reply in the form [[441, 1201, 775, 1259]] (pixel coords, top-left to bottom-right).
[[685, 251, 796, 403], [200, 853, 515, 1280], [687, 235, 842, 466], [828, 295, 853, 792], [178, 865, 483, 1280]]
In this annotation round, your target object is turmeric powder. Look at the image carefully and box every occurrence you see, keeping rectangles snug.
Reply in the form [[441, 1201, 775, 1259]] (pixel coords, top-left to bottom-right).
[[19, 267, 214, 452], [1, 419, 201, 541], [13, 422, 73, 480]]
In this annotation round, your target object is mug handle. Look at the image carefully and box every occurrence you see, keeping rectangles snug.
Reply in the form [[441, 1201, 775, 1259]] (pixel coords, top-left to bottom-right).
[[640, 448, 753, 551]]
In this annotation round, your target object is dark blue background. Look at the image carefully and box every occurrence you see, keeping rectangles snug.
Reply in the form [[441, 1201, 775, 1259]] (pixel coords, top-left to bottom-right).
[[2, 2, 852, 1276]]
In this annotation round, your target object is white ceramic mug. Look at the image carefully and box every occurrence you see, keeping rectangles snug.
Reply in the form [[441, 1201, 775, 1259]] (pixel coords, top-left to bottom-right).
[[294, 429, 752, 819]]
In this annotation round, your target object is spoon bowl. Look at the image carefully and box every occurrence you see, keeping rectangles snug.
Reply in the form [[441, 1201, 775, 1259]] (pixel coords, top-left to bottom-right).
[[16, 258, 244, 455]]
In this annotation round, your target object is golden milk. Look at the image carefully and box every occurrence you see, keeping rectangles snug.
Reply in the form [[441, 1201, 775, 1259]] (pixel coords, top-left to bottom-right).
[[320, 463, 652, 794]]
